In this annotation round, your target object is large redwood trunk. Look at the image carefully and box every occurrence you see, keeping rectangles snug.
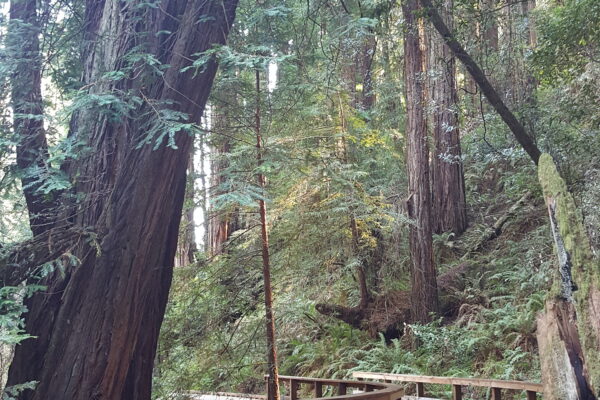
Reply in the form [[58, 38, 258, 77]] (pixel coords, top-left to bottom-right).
[[430, 0, 468, 235], [402, 0, 439, 323], [7, 1, 238, 399]]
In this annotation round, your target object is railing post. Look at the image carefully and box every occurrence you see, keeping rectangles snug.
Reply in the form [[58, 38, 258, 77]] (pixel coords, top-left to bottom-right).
[[314, 382, 323, 398], [338, 383, 347, 396], [526, 391, 537, 400], [416, 382, 425, 397], [290, 379, 299, 400], [452, 384, 462, 400], [265, 376, 269, 400], [491, 387, 502, 400]]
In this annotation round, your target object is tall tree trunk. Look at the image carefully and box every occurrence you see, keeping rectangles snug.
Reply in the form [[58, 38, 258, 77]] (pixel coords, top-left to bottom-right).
[[255, 70, 280, 400], [8, 0, 55, 237], [430, 0, 468, 235], [339, 22, 377, 111], [341, 22, 378, 307], [350, 215, 372, 309], [199, 134, 209, 253], [337, 99, 372, 313], [420, 0, 542, 164], [7, 1, 238, 399], [359, 33, 377, 110], [176, 155, 198, 268], [208, 103, 243, 256], [403, 0, 439, 324], [481, 0, 499, 51], [523, 0, 537, 48]]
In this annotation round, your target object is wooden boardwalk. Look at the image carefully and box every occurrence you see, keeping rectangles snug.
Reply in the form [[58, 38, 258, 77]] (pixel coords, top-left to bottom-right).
[[188, 372, 544, 400], [352, 372, 543, 400]]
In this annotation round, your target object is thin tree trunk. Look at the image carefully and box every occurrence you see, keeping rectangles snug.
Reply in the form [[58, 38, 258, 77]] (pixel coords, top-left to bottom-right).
[[430, 0, 468, 235], [403, 0, 439, 324], [7, 1, 238, 399], [420, 0, 542, 164], [350, 216, 372, 309], [176, 155, 198, 268], [199, 133, 209, 253], [255, 70, 280, 400], [338, 98, 372, 311]]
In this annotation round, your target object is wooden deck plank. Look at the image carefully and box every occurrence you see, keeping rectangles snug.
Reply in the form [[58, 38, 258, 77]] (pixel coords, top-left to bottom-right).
[[351, 372, 543, 392]]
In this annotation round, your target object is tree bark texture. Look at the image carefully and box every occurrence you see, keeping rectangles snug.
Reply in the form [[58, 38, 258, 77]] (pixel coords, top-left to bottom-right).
[[481, 0, 499, 51], [359, 33, 378, 110], [402, 0, 439, 324], [429, 0, 468, 236], [420, 0, 542, 164], [208, 103, 244, 256], [7, 1, 238, 399], [8, 0, 55, 236], [537, 300, 595, 400], [175, 156, 198, 268]]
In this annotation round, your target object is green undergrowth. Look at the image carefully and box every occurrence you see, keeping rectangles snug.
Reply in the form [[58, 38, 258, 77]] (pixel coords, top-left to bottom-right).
[[154, 156, 555, 400], [275, 194, 553, 399], [287, 160, 552, 397]]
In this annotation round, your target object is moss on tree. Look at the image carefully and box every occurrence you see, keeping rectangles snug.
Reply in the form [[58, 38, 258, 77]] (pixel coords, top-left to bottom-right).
[[538, 153, 600, 395]]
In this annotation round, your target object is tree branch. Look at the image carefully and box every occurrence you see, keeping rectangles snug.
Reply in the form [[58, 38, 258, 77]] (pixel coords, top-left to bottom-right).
[[0, 227, 88, 288], [419, 0, 542, 164]]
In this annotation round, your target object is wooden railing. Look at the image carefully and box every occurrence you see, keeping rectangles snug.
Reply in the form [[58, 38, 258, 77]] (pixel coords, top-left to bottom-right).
[[269, 375, 405, 400], [352, 372, 543, 400]]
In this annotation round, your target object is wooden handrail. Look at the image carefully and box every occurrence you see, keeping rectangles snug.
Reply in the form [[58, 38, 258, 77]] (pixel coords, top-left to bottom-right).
[[265, 375, 405, 400], [352, 372, 543, 400]]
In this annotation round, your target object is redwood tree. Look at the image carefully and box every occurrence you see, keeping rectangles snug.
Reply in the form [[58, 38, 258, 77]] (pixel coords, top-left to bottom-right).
[[208, 104, 244, 256], [8, 0, 55, 237], [402, 0, 439, 323], [429, 0, 468, 235], [6, 1, 238, 399]]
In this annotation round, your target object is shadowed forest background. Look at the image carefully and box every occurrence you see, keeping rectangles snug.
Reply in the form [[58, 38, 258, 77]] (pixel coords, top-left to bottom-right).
[[0, 0, 599, 399]]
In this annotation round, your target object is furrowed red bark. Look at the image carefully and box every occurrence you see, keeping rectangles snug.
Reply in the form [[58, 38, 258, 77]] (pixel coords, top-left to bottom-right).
[[8, 0, 55, 236], [7, 1, 238, 399], [420, 0, 542, 164], [429, 0, 468, 235], [208, 102, 243, 256], [403, 0, 439, 323], [255, 70, 280, 400]]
